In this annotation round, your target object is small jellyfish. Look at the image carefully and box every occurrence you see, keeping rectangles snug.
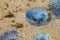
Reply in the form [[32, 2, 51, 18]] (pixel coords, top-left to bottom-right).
[[26, 8, 51, 26], [49, 0, 60, 18], [34, 33, 49, 40], [0, 30, 22, 40]]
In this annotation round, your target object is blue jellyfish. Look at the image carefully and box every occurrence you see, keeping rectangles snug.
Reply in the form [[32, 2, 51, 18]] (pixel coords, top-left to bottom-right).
[[49, 0, 60, 18], [0, 30, 22, 40], [26, 9, 51, 26], [34, 33, 49, 40]]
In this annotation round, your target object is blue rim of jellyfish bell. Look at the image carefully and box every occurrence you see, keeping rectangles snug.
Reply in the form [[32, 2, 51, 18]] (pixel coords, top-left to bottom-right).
[[26, 8, 51, 26], [49, 0, 60, 18], [0, 30, 22, 40], [34, 33, 49, 40]]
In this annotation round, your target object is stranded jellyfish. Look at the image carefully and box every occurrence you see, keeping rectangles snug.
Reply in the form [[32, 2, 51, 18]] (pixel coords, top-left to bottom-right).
[[0, 30, 22, 40], [34, 33, 49, 40], [49, 0, 60, 18], [26, 9, 51, 26]]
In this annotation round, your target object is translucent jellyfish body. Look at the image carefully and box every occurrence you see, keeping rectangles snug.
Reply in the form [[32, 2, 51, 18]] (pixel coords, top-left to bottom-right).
[[0, 30, 22, 40], [49, 0, 60, 18], [34, 33, 49, 40], [26, 9, 51, 26]]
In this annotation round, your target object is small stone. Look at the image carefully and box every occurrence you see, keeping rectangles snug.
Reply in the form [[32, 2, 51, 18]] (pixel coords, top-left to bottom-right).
[[49, 0, 60, 18], [26, 9, 51, 26], [34, 33, 49, 40], [4, 12, 14, 18], [11, 23, 23, 29], [0, 30, 22, 40]]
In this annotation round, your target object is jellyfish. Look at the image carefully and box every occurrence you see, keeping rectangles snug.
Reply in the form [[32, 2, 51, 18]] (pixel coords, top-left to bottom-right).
[[49, 0, 60, 18], [34, 33, 49, 40], [26, 8, 51, 26], [0, 30, 22, 40]]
